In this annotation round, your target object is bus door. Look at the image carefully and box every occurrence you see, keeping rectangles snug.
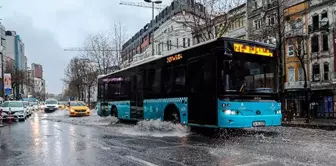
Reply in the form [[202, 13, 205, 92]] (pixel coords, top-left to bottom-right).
[[132, 72, 144, 120], [187, 55, 217, 125]]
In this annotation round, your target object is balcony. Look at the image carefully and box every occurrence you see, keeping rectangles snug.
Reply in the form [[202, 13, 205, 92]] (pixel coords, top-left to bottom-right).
[[284, 81, 310, 90]]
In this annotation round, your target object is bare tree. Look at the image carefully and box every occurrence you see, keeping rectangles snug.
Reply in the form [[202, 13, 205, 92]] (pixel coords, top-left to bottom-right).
[[172, 0, 243, 44], [293, 36, 309, 118], [111, 21, 128, 66], [63, 57, 86, 101], [80, 33, 118, 75], [5, 60, 27, 98]]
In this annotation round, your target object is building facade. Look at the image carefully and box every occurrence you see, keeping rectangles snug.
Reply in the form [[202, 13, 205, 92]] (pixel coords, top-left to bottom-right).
[[307, 0, 336, 118], [121, 0, 203, 68], [31, 63, 43, 79], [246, 0, 278, 42], [283, 0, 310, 117], [0, 22, 6, 98]]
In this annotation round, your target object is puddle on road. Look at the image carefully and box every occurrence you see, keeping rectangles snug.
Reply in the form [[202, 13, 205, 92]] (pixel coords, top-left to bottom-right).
[[116, 119, 189, 138]]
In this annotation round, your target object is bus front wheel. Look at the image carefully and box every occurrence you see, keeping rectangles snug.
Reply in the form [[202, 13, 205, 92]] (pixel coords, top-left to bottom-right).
[[111, 106, 118, 117], [164, 105, 180, 124]]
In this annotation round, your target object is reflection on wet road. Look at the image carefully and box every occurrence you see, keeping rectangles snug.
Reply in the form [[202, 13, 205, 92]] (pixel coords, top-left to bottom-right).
[[1, 111, 336, 166]]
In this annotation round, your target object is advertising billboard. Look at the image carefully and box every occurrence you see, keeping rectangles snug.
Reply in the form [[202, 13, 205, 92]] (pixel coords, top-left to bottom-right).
[[4, 73, 12, 95]]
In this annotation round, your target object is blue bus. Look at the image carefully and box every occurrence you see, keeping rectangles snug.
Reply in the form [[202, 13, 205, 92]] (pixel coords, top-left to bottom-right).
[[97, 37, 282, 128]]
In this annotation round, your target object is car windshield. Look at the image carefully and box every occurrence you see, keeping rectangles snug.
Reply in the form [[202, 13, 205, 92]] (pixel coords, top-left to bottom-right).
[[45, 100, 57, 104], [70, 102, 86, 106], [218, 56, 276, 94], [30, 102, 38, 105], [2, 101, 24, 107]]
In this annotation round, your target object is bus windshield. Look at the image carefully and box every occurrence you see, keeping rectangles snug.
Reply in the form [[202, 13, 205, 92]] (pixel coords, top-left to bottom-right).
[[219, 56, 276, 95]]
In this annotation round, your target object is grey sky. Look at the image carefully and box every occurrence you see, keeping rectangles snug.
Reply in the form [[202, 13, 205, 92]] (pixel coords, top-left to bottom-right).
[[1, 0, 167, 94]]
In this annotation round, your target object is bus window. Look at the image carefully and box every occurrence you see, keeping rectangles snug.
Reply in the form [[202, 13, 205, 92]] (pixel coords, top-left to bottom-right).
[[173, 66, 186, 94], [162, 68, 174, 95]]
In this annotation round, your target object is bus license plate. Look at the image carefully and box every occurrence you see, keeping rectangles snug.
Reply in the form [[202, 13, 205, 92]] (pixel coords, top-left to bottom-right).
[[252, 121, 265, 127]]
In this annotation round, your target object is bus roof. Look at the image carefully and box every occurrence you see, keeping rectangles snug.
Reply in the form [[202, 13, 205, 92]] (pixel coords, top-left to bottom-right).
[[100, 37, 276, 79]]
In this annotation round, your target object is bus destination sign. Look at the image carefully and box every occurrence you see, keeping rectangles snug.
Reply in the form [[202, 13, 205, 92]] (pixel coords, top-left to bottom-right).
[[233, 43, 273, 57], [167, 54, 183, 63]]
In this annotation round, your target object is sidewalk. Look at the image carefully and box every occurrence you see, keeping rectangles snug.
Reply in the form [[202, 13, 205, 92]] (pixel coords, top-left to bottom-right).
[[282, 118, 336, 130]]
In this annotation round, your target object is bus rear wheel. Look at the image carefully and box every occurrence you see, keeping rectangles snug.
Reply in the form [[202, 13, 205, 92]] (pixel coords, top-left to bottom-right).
[[164, 107, 180, 124], [111, 107, 118, 117]]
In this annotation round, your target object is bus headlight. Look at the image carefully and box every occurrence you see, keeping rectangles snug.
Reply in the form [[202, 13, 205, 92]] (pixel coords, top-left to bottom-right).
[[275, 110, 281, 114], [223, 110, 238, 115]]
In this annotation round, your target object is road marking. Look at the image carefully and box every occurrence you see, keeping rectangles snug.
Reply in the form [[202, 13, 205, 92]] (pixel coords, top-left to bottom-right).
[[126, 155, 158, 166], [236, 161, 274, 166]]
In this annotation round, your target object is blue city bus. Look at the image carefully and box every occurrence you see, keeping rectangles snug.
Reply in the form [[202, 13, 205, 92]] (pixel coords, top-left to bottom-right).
[[97, 37, 282, 128]]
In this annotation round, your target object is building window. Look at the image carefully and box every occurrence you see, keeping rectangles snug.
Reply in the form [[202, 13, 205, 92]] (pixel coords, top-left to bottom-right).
[[187, 38, 190, 47], [322, 33, 328, 51], [288, 39, 294, 56], [288, 67, 295, 82], [312, 14, 319, 31], [183, 38, 186, 48], [312, 64, 320, 82], [254, 19, 261, 30], [311, 35, 319, 53], [298, 67, 304, 81], [171, 26, 173, 31], [267, 15, 275, 25], [176, 38, 179, 48], [321, 11, 328, 27], [324, 63, 329, 81]]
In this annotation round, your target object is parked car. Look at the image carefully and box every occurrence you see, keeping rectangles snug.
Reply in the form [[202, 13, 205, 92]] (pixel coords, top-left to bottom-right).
[[29, 101, 39, 111], [22, 101, 32, 116], [0, 101, 28, 121], [44, 99, 58, 113]]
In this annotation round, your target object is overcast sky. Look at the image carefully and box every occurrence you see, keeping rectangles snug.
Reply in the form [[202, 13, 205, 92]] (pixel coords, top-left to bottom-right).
[[1, 0, 170, 94]]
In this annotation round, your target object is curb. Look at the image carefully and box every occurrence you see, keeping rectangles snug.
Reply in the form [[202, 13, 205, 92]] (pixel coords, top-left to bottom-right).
[[282, 123, 336, 131]]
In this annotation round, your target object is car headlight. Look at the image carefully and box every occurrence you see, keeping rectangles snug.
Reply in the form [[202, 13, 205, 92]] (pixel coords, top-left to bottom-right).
[[70, 109, 75, 112], [223, 110, 239, 115]]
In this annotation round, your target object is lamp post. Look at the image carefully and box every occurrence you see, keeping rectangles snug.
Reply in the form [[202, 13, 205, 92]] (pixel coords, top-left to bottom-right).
[[144, 0, 162, 56]]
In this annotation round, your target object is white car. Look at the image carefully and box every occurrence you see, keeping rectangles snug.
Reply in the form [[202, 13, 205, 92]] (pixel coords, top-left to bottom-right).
[[1, 101, 28, 121], [22, 101, 32, 116], [44, 99, 58, 112], [29, 101, 39, 111]]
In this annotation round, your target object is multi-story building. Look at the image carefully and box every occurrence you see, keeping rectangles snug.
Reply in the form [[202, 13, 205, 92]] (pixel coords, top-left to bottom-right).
[[24, 68, 34, 97], [283, 0, 310, 117], [246, 0, 278, 42], [31, 63, 43, 79], [0, 22, 6, 97], [5, 30, 27, 97], [192, 3, 247, 45], [307, 0, 336, 118], [33, 77, 45, 99], [121, 0, 203, 67], [5, 31, 25, 70]]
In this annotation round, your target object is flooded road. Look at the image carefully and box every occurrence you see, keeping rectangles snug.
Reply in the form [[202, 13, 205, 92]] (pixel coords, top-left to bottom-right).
[[0, 110, 336, 166]]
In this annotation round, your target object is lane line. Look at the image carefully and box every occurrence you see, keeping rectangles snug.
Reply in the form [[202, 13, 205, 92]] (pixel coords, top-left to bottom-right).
[[126, 155, 159, 166]]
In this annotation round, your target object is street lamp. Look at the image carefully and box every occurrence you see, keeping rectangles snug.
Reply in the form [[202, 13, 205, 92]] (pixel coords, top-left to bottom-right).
[[144, 0, 163, 56]]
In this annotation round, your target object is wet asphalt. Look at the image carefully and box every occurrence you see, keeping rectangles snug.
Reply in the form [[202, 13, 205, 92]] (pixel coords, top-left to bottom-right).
[[1, 110, 336, 166]]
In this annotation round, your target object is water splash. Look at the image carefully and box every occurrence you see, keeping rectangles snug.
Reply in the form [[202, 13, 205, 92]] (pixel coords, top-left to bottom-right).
[[117, 119, 189, 137]]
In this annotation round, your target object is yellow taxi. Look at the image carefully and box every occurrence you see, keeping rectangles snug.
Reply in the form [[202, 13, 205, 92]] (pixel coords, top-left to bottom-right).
[[58, 101, 67, 110], [67, 101, 90, 117]]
